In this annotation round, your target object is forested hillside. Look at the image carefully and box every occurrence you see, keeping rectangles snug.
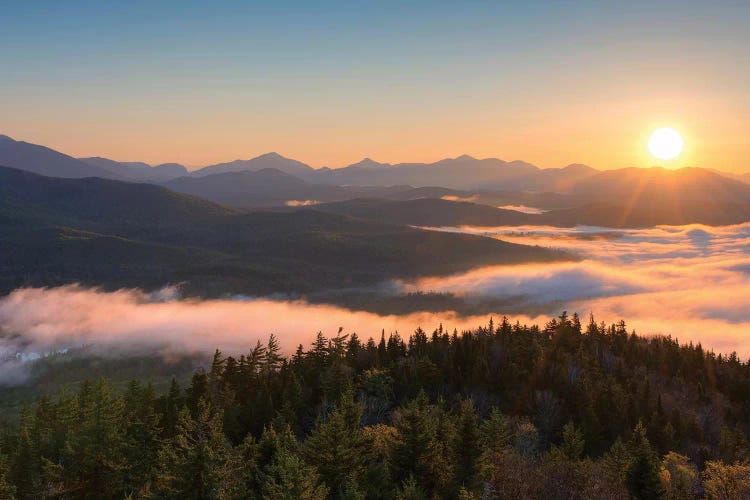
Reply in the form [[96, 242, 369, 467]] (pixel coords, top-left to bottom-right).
[[0, 166, 571, 296], [2, 314, 749, 499]]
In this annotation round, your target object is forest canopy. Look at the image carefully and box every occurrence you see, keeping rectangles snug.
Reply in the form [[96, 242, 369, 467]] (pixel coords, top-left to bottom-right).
[[1, 313, 750, 499]]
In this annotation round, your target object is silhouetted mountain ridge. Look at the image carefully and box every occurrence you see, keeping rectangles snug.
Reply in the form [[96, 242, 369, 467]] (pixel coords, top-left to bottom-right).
[[192, 152, 315, 178], [79, 157, 188, 182], [0, 135, 119, 180]]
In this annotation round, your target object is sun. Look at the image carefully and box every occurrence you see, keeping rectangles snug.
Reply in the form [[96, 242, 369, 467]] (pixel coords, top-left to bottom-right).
[[648, 127, 683, 160]]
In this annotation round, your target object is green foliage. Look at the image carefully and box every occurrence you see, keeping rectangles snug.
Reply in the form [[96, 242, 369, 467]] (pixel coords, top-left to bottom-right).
[[260, 448, 329, 500], [0, 455, 17, 500], [452, 399, 481, 490], [550, 421, 586, 462], [480, 407, 513, 454], [303, 388, 367, 498], [1, 317, 750, 497], [154, 401, 233, 499], [395, 475, 427, 500], [626, 424, 666, 499], [392, 392, 453, 496]]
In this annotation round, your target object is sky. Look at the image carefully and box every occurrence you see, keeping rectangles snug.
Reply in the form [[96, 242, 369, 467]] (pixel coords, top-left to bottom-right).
[[2, 1, 748, 171]]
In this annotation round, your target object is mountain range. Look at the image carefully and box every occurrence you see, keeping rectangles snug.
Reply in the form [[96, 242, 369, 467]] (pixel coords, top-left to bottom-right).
[[2, 133, 750, 228], [2, 132, 745, 189]]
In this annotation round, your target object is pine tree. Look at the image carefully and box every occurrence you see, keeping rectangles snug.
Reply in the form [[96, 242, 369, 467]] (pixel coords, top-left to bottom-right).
[[10, 414, 41, 500], [122, 381, 163, 496], [392, 392, 453, 496], [303, 388, 367, 497], [453, 399, 481, 491], [154, 400, 232, 499], [63, 378, 126, 497], [395, 475, 427, 500], [186, 370, 210, 415], [264, 334, 283, 374], [260, 448, 329, 500], [161, 378, 182, 439], [550, 421, 585, 462], [480, 407, 513, 454], [625, 423, 665, 500], [0, 455, 17, 500]]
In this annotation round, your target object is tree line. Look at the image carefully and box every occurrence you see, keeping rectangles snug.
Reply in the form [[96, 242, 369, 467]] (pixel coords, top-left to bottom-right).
[[1, 312, 750, 498]]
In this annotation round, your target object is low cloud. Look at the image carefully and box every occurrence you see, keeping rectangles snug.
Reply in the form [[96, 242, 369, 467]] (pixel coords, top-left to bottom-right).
[[441, 195, 479, 202], [497, 205, 547, 214], [399, 222, 750, 356], [0, 285, 542, 385], [285, 199, 320, 207], [4, 222, 750, 385]]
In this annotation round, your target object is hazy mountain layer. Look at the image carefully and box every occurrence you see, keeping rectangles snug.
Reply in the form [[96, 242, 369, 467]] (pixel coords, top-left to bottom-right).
[[0, 166, 571, 296], [5, 134, 750, 227]]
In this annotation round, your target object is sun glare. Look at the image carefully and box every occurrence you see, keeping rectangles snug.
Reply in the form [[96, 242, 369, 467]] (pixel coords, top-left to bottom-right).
[[648, 127, 684, 160]]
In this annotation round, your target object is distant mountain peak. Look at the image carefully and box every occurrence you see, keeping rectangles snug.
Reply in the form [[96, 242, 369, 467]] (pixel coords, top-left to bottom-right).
[[561, 163, 595, 172], [255, 152, 285, 160], [349, 157, 386, 169], [455, 154, 476, 161], [0, 134, 15, 142]]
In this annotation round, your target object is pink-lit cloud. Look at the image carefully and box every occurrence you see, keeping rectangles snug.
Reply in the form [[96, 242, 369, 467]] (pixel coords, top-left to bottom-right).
[[3, 222, 750, 385]]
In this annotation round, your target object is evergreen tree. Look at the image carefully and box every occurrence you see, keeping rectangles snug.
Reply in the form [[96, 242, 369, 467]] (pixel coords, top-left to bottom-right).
[[155, 400, 232, 499], [626, 424, 666, 500], [260, 448, 329, 500], [9, 417, 41, 500], [122, 381, 163, 496], [480, 407, 513, 454], [452, 399, 481, 491], [161, 378, 182, 439], [63, 378, 126, 498], [395, 475, 427, 500], [0, 455, 16, 500], [550, 421, 585, 462], [392, 392, 453, 496], [303, 388, 367, 497]]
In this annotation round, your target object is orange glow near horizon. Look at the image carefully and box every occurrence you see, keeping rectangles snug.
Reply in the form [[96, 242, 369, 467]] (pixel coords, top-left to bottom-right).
[[3, 3, 749, 173], [5, 118, 746, 174]]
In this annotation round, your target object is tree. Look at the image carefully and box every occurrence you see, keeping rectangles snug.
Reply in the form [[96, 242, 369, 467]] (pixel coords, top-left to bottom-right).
[[480, 407, 513, 454], [625, 424, 665, 500], [627, 453, 666, 500], [392, 392, 453, 496], [10, 414, 42, 499], [660, 452, 696, 500], [63, 378, 126, 498], [452, 399, 481, 491], [260, 448, 329, 500], [154, 400, 233, 499], [303, 388, 367, 497], [514, 421, 540, 458], [601, 438, 633, 486], [122, 381, 163, 496], [161, 378, 182, 439], [395, 475, 427, 500], [703, 461, 750, 500], [0, 455, 18, 500], [550, 422, 585, 462]]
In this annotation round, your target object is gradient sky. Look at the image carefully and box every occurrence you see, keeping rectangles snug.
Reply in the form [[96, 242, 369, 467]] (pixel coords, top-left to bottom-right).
[[2, 1, 748, 171]]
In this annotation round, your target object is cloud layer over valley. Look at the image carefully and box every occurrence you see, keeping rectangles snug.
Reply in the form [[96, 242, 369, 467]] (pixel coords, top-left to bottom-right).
[[3, 222, 750, 384]]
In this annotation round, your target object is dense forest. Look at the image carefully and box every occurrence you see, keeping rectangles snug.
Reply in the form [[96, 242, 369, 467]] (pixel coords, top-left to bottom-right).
[[1, 313, 750, 499]]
